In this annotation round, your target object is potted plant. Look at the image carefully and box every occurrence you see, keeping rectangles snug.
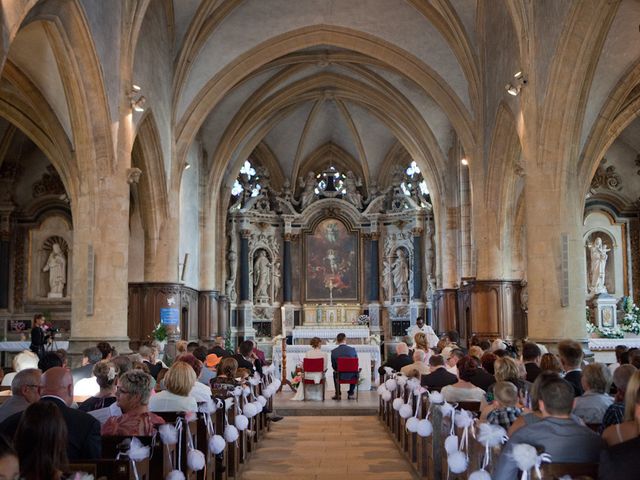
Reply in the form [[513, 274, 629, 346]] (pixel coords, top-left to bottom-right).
[[151, 323, 168, 352]]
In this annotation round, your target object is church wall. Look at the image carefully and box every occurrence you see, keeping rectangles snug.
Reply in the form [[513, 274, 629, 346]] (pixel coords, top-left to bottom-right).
[[133, 0, 173, 184], [128, 196, 145, 283], [179, 142, 201, 290]]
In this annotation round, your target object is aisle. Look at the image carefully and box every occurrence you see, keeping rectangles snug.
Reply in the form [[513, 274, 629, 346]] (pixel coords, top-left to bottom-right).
[[240, 416, 418, 480]]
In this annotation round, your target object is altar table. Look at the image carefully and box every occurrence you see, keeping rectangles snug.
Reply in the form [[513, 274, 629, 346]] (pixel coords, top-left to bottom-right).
[[291, 326, 370, 342], [272, 344, 381, 391]]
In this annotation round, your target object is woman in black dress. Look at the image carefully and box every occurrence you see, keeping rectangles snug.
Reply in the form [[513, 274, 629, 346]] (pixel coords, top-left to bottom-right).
[[29, 314, 47, 359]]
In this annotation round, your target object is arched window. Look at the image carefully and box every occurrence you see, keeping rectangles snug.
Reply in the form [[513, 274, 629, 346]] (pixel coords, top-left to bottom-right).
[[315, 166, 346, 194]]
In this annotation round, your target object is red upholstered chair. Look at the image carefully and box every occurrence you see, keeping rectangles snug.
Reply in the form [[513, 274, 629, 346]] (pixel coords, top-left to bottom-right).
[[302, 357, 326, 401], [336, 357, 361, 400]]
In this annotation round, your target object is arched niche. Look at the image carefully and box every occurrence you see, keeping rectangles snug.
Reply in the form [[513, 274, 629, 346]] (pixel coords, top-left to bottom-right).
[[28, 215, 72, 300], [583, 210, 625, 298]]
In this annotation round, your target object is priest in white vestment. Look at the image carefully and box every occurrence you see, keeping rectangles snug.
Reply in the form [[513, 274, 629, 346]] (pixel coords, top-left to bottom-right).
[[406, 317, 439, 349]]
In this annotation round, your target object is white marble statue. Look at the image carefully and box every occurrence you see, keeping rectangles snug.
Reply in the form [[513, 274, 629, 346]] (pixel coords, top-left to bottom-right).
[[253, 250, 271, 300], [392, 248, 409, 296], [226, 249, 238, 303], [43, 243, 66, 298], [273, 261, 281, 298], [589, 236, 610, 294]]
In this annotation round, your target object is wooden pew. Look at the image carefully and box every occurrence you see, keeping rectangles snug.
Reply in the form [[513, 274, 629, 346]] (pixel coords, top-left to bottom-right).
[[416, 394, 433, 478], [156, 412, 199, 480], [541, 462, 598, 479], [196, 413, 215, 480], [216, 404, 239, 479], [102, 435, 175, 479], [69, 458, 149, 480]]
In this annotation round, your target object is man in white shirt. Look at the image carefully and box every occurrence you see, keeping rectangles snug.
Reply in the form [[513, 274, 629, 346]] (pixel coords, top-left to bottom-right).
[[406, 317, 439, 348]]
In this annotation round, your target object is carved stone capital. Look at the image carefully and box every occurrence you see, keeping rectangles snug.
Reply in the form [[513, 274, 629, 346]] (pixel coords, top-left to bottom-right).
[[412, 227, 423, 236], [240, 229, 252, 239], [127, 167, 143, 185]]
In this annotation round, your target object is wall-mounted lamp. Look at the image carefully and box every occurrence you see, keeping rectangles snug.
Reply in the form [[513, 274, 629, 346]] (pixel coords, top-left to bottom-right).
[[129, 85, 146, 112], [461, 157, 469, 166], [184, 162, 191, 170], [505, 71, 527, 96]]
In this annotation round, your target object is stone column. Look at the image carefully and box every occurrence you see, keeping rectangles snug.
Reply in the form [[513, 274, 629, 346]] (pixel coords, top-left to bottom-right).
[[239, 229, 250, 302], [217, 294, 229, 336], [0, 205, 13, 309], [70, 172, 131, 354], [367, 232, 381, 334], [283, 234, 292, 303], [523, 171, 587, 344], [412, 228, 423, 300]]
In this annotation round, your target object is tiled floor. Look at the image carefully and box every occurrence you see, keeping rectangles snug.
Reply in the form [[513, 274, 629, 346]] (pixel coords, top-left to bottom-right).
[[240, 416, 418, 479]]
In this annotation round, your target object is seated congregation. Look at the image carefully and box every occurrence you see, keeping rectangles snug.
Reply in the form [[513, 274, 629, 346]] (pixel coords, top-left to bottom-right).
[[0, 336, 279, 479], [378, 332, 640, 480]]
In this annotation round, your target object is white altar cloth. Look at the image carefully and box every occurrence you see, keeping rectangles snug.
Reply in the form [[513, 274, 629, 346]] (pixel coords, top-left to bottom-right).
[[0, 341, 69, 352], [273, 344, 381, 391], [292, 326, 370, 341], [589, 338, 640, 350]]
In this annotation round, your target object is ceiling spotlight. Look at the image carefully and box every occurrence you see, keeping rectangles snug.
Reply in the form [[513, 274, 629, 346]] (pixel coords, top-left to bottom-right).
[[132, 84, 141, 92], [184, 162, 191, 170], [505, 83, 521, 96], [513, 71, 523, 80], [461, 158, 469, 166], [131, 95, 146, 112]]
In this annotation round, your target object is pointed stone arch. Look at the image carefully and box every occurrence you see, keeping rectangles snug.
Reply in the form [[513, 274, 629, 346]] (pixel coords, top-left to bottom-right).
[[297, 142, 366, 191]]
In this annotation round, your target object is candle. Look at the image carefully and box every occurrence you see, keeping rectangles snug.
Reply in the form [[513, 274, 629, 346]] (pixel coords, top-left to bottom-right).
[[281, 306, 286, 337]]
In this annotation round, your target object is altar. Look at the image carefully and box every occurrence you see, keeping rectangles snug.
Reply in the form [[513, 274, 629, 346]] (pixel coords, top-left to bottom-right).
[[272, 344, 381, 391], [291, 325, 370, 344]]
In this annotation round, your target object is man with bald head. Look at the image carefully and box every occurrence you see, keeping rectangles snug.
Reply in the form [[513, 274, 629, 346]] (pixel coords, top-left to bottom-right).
[[377, 342, 413, 376], [0, 367, 101, 460], [0, 369, 40, 423]]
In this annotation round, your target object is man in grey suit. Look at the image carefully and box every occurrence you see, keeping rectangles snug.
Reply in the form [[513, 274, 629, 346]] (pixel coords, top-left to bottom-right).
[[0, 369, 41, 423], [493, 376, 603, 480], [331, 333, 358, 400]]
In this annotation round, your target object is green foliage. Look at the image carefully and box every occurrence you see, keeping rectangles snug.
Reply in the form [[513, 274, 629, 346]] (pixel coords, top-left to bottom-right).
[[151, 323, 168, 342]]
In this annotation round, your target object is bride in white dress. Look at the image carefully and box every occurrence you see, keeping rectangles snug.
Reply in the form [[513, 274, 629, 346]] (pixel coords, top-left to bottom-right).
[[292, 337, 328, 401]]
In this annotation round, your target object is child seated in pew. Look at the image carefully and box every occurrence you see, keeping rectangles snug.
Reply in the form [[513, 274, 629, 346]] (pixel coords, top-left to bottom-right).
[[211, 357, 240, 399], [236, 368, 251, 383], [480, 381, 522, 430]]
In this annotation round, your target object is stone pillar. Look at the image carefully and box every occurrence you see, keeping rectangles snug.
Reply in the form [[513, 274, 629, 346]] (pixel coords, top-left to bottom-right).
[[239, 230, 250, 301], [218, 294, 229, 336], [70, 172, 131, 354], [198, 290, 219, 340], [0, 205, 13, 309], [412, 229, 423, 300], [367, 233, 381, 334], [283, 234, 292, 303], [523, 169, 587, 344]]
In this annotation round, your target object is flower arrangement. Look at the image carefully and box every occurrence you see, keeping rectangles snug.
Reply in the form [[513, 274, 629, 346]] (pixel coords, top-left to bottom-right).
[[356, 314, 370, 327], [290, 364, 303, 390], [585, 305, 625, 339], [621, 296, 640, 335], [151, 323, 168, 342]]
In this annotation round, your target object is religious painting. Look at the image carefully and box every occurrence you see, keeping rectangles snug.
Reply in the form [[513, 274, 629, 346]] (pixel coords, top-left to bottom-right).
[[304, 218, 358, 302]]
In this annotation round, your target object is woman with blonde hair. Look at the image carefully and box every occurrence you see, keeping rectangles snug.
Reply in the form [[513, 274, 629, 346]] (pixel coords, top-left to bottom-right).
[[413, 332, 429, 355], [148, 361, 198, 412]]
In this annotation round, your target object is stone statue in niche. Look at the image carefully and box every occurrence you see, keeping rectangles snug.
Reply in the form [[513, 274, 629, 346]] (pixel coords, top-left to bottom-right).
[[343, 171, 363, 209], [588, 236, 610, 295], [253, 250, 271, 302], [520, 280, 528, 312], [298, 171, 318, 210], [392, 248, 409, 296], [43, 243, 66, 298]]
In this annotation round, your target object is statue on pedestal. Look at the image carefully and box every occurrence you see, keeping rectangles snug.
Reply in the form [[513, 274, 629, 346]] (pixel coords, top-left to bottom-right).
[[343, 171, 363, 209], [253, 250, 271, 301], [392, 248, 409, 296], [588, 236, 610, 295], [298, 171, 318, 210], [43, 243, 66, 298]]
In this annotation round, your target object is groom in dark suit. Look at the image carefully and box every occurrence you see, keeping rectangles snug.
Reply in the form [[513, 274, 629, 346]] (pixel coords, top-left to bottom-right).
[[331, 333, 358, 400]]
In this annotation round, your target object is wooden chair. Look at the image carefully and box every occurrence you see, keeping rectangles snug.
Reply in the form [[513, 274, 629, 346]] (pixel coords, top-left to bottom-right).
[[302, 357, 326, 401], [456, 401, 481, 414], [541, 462, 599, 479], [336, 357, 361, 400]]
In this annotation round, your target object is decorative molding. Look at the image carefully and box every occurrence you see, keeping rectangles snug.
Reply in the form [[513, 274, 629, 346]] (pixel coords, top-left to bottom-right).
[[590, 159, 622, 191], [32, 165, 65, 198], [126, 167, 142, 185]]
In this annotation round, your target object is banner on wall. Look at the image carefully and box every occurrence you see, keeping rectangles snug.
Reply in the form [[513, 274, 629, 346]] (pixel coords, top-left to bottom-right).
[[160, 308, 179, 325]]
